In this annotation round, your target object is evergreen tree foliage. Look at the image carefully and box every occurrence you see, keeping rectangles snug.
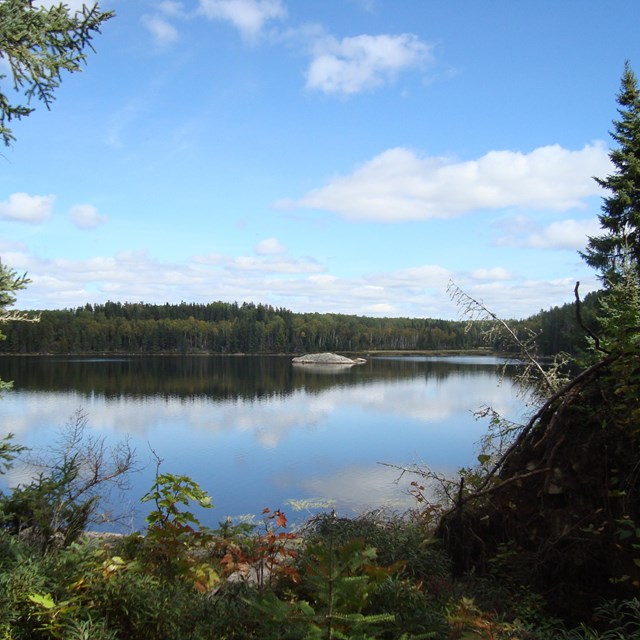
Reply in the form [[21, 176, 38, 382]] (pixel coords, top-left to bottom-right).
[[0, 261, 30, 322], [0, 261, 33, 391], [0, 300, 497, 354], [581, 61, 640, 286], [0, 0, 113, 146]]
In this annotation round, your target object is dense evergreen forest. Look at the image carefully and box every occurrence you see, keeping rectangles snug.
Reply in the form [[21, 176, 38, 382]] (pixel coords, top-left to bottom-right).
[[0, 291, 601, 357]]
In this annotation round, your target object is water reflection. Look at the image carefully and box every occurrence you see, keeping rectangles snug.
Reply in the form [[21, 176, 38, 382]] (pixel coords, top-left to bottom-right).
[[0, 355, 529, 527]]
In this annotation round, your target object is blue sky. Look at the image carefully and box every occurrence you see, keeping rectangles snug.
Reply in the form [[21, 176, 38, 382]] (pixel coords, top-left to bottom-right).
[[1, 0, 638, 320]]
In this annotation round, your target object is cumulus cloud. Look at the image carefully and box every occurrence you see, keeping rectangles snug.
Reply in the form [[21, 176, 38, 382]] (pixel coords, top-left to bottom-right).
[[525, 218, 603, 250], [255, 237, 286, 255], [196, 251, 323, 274], [193, 240, 321, 276], [6, 235, 596, 321], [0, 193, 55, 224], [69, 204, 108, 230], [494, 215, 603, 250], [233, 256, 322, 273], [461, 277, 601, 320], [159, 1, 187, 17], [470, 267, 513, 281], [197, 0, 286, 39], [378, 265, 452, 288], [142, 14, 180, 46], [285, 143, 611, 222], [306, 33, 432, 95]]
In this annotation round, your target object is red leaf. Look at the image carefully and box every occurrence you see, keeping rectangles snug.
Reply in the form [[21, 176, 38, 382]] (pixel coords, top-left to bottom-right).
[[275, 510, 287, 528]]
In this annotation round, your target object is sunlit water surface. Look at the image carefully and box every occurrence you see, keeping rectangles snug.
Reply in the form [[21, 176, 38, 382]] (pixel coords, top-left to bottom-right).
[[0, 355, 531, 529]]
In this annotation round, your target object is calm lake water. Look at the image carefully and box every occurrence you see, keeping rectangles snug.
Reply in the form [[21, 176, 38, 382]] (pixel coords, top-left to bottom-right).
[[0, 355, 530, 529]]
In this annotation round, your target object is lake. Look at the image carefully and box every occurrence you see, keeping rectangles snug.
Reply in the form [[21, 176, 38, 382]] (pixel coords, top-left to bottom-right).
[[0, 354, 530, 530]]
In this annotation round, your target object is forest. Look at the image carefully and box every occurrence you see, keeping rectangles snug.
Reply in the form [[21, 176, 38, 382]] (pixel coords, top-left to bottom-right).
[[0, 290, 600, 357]]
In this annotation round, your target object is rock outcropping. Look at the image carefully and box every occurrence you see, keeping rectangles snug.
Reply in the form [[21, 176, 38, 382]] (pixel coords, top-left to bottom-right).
[[291, 352, 366, 365]]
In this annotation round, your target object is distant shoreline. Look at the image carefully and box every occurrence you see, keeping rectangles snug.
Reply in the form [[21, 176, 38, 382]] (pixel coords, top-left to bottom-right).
[[0, 348, 498, 358]]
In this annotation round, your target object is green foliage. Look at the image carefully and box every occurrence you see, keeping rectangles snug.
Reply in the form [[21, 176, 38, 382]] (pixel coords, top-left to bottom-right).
[[581, 62, 640, 287], [142, 471, 214, 530], [1, 411, 135, 550], [138, 471, 218, 590], [2, 468, 96, 549], [0, 0, 113, 146], [3, 497, 631, 640], [554, 599, 640, 639], [592, 268, 640, 356], [0, 260, 38, 396], [254, 536, 397, 639], [0, 300, 499, 354], [303, 511, 451, 588], [0, 571, 49, 637], [86, 566, 210, 640], [0, 262, 31, 321], [253, 511, 452, 639], [592, 274, 640, 445], [0, 432, 26, 476], [0, 294, 596, 358]]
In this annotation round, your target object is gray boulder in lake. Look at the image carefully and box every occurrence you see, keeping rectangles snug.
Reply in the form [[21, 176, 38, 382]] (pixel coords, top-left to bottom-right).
[[291, 352, 366, 365]]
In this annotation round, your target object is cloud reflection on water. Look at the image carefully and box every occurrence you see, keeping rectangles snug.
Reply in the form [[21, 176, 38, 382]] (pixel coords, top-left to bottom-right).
[[0, 356, 530, 526]]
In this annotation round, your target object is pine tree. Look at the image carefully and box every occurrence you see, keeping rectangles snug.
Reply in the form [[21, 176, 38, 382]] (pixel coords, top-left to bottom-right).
[[0, 0, 113, 146], [581, 61, 640, 286]]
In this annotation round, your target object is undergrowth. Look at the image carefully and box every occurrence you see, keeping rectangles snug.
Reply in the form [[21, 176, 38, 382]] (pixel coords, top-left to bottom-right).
[[2, 474, 639, 639]]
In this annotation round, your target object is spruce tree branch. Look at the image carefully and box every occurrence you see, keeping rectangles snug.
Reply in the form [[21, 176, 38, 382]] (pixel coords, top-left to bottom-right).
[[574, 281, 609, 355]]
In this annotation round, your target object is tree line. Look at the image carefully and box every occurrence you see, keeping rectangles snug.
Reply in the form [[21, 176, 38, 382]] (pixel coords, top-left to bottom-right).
[[0, 294, 600, 357]]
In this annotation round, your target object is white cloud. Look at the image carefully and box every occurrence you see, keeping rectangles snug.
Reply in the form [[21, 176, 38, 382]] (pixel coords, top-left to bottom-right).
[[287, 143, 611, 222], [306, 33, 433, 95], [379, 265, 452, 288], [526, 218, 602, 250], [494, 215, 603, 250], [69, 204, 108, 230], [366, 303, 395, 314], [231, 255, 323, 273], [470, 268, 513, 281], [142, 14, 180, 46], [0, 193, 55, 224], [194, 249, 323, 274], [301, 463, 415, 513], [7, 241, 596, 321], [447, 275, 601, 320], [255, 237, 286, 255], [197, 0, 286, 39], [159, 1, 187, 17]]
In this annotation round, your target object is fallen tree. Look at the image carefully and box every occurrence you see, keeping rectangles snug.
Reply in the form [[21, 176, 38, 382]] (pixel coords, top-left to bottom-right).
[[437, 338, 639, 618]]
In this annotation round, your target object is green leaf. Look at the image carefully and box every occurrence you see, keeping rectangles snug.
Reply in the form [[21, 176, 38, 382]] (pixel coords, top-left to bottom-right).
[[29, 593, 56, 609]]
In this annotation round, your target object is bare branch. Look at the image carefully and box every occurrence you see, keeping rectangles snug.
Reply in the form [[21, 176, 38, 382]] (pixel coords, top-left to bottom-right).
[[447, 279, 555, 394], [574, 281, 608, 355]]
